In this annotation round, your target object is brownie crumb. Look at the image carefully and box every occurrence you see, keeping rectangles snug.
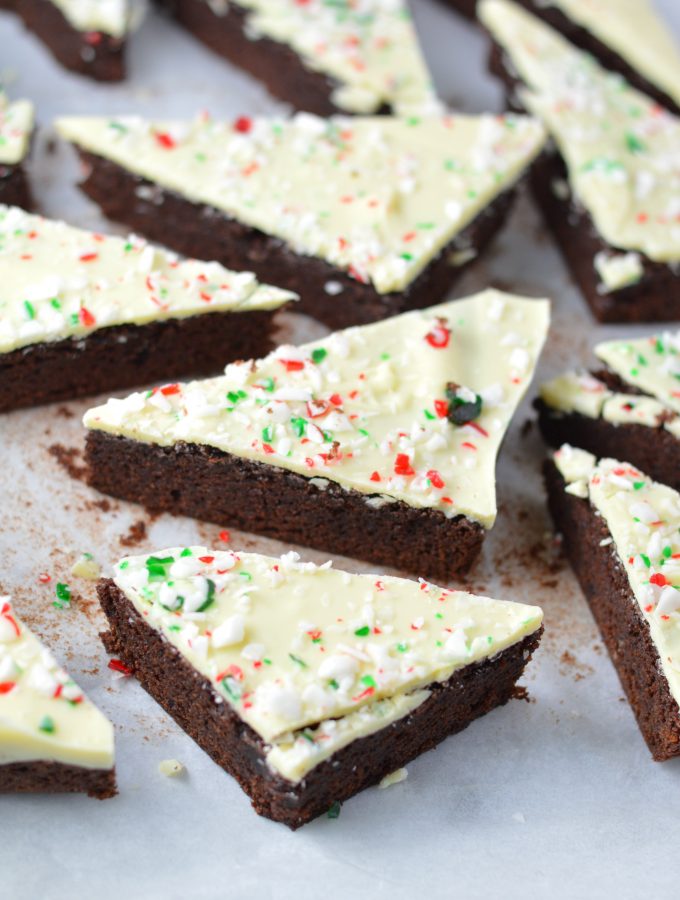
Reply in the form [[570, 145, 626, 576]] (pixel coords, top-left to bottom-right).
[[48, 444, 88, 481], [119, 520, 148, 548]]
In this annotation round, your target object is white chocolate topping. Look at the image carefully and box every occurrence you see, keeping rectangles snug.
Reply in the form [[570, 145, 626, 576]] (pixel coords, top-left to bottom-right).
[[0, 92, 33, 166]]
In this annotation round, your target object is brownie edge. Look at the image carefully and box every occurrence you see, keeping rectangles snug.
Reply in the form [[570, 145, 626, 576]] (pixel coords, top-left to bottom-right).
[[0, 759, 116, 799], [85, 430, 486, 583], [544, 460, 680, 760], [0, 308, 280, 413], [98, 577, 542, 827], [536, 399, 680, 492]]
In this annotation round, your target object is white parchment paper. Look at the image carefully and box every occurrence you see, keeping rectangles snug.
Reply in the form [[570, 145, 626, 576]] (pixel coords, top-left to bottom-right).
[[1, 3, 679, 897]]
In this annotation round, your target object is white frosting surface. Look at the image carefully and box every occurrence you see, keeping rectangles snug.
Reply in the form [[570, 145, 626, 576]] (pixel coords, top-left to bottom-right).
[[216, 0, 439, 115], [0, 597, 114, 769], [84, 289, 550, 528], [56, 112, 546, 294], [0, 92, 34, 166], [50, 0, 146, 37], [554, 449, 680, 713], [535, 0, 680, 107], [112, 547, 543, 781], [0, 205, 294, 354], [480, 0, 680, 264], [596, 332, 680, 415]]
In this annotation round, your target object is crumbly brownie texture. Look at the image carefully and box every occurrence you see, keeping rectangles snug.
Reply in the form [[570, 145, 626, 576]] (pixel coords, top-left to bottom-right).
[[97, 548, 542, 828], [70, 148, 514, 330], [155, 0, 437, 117], [544, 458, 680, 760], [5, 0, 128, 81], [481, 0, 680, 324], [0, 163, 32, 210], [1, 308, 277, 413], [87, 430, 485, 581], [0, 759, 116, 798], [440, 0, 478, 20]]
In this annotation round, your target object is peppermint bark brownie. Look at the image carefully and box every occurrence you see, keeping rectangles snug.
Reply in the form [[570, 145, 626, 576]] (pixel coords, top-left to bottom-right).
[[98, 546, 543, 826], [537, 331, 680, 490], [1, 0, 145, 81], [0, 92, 34, 210], [84, 289, 550, 582], [452, 0, 680, 114], [0, 596, 115, 796], [546, 446, 680, 760], [55, 112, 546, 329], [479, 0, 680, 323], [0, 206, 294, 413], [154, 0, 439, 117]]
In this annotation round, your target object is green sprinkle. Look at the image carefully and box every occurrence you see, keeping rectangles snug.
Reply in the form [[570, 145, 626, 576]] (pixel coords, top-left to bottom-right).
[[301, 730, 315, 744], [180, 548, 193, 557], [262, 425, 274, 443], [54, 583, 71, 609], [50, 298, 61, 310], [221, 676, 242, 702], [354, 625, 370, 637], [146, 555, 174, 581], [361, 674, 376, 688], [641, 553, 651, 568], [289, 653, 308, 668], [312, 348, 327, 364], [39, 715, 55, 733], [196, 579, 216, 612], [328, 678, 339, 690], [239, 572, 252, 581], [625, 132, 646, 154], [23, 300, 35, 320], [633, 481, 646, 491], [435, 612, 443, 619], [664, 546, 672, 559], [396, 641, 408, 653], [400, 252, 413, 261], [327, 801, 342, 819], [291, 416, 307, 437], [119, 561, 129, 570]]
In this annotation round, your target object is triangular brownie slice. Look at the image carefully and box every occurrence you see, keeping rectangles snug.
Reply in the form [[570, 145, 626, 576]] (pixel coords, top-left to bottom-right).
[[0, 92, 33, 210], [56, 111, 546, 328], [155, 0, 439, 117], [458, 0, 680, 114], [84, 288, 550, 581], [479, 0, 680, 323], [0, 596, 115, 797], [5, 0, 144, 81], [0, 205, 294, 412], [537, 330, 680, 491], [546, 446, 680, 761], [98, 545, 543, 826]]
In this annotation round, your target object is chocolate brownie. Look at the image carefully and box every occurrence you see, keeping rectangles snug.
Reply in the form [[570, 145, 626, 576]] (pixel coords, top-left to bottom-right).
[[155, 0, 437, 117], [2, 0, 138, 81], [545, 448, 680, 760], [56, 112, 546, 330], [0, 162, 32, 210], [536, 330, 680, 489], [83, 290, 550, 581], [0, 205, 293, 413], [480, 0, 680, 324], [0, 597, 116, 797], [97, 547, 543, 826]]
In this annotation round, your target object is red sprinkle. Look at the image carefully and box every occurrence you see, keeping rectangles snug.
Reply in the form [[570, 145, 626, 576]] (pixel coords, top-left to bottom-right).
[[370, 471, 381, 482], [434, 399, 449, 418], [650, 573, 669, 587], [198, 556, 215, 564], [234, 116, 253, 134], [38, 573, 51, 584], [219, 530, 230, 543], [79, 252, 98, 263], [394, 453, 415, 477], [155, 132, 177, 149], [108, 659, 132, 677], [427, 469, 445, 489], [281, 359, 305, 372], [79, 307, 96, 328], [0, 682, 16, 695], [424, 322, 451, 349]]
